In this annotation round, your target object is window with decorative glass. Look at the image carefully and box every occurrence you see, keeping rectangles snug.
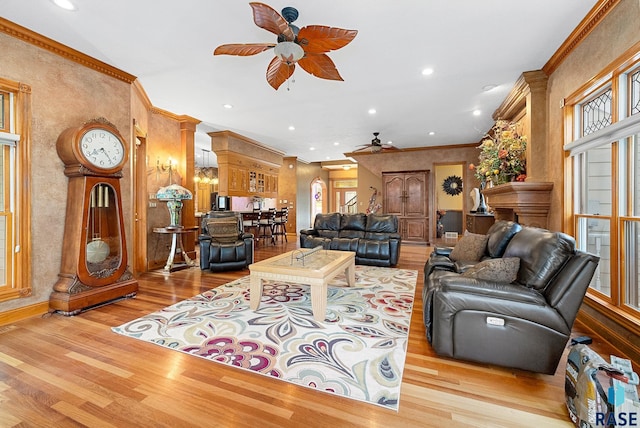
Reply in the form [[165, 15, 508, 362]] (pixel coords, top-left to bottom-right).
[[565, 54, 640, 319]]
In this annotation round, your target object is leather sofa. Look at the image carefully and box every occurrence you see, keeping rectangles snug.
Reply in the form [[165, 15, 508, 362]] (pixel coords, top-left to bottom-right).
[[299, 212, 401, 267], [423, 221, 600, 374], [199, 211, 254, 272]]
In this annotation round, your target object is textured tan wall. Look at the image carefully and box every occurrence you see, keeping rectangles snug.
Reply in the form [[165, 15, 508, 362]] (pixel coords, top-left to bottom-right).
[[545, 0, 640, 231], [279, 157, 298, 237], [352, 145, 480, 220], [0, 32, 132, 311], [0, 29, 190, 311], [146, 113, 185, 268]]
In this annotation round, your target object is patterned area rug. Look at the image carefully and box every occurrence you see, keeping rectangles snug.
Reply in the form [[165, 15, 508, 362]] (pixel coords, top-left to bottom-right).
[[112, 266, 417, 410]]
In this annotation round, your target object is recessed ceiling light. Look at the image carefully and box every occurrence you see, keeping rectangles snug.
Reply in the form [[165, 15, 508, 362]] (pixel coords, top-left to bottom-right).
[[428, 131, 435, 136], [422, 68, 434, 76], [387, 141, 393, 145], [333, 142, 340, 146], [473, 109, 482, 116], [368, 108, 376, 115], [288, 125, 295, 131], [309, 147, 315, 151], [51, 0, 77, 11], [223, 104, 233, 109]]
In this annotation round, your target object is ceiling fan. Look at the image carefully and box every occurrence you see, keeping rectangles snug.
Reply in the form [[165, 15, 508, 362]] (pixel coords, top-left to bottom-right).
[[214, 2, 357, 90], [355, 132, 398, 153]]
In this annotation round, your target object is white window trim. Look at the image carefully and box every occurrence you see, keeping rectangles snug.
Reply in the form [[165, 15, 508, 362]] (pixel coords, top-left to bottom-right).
[[0, 132, 19, 146], [565, 111, 640, 155]]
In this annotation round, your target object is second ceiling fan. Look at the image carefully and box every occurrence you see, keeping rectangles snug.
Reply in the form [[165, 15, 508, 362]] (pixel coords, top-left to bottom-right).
[[214, 2, 358, 90], [355, 132, 398, 153]]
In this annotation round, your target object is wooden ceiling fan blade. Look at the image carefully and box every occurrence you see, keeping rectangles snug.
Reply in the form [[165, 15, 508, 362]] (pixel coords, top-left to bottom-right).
[[214, 43, 275, 56], [297, 26, 358, 54], [298, 54, 343, 81], [266, 56, 295, 90], [250, 2, 294, 41]]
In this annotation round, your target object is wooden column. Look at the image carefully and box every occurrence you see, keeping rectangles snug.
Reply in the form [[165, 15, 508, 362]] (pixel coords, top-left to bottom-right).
[[179, 116, 199, 255], [493, 70, 548, 182]]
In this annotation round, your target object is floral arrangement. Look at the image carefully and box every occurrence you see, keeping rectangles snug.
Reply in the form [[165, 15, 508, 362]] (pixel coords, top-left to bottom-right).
[[469, 120, 527, 185]]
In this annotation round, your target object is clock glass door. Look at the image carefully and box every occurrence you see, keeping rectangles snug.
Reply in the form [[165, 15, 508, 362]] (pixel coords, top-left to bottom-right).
[[80, 179, 125, 285]]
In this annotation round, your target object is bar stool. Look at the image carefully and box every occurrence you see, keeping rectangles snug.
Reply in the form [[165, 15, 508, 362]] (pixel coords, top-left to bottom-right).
[[258, 209, 275, 245], [272, 208, 288, 242], [242, 211, 261, 242]]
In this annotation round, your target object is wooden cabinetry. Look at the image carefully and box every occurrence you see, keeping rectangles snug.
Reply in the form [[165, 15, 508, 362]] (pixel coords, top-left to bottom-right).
[[210, 130, 284, 199], [219, 153, 279, 197], [229, 164, 248, 194], [382, 171, 429, 243], [465, 213, 495, 234]]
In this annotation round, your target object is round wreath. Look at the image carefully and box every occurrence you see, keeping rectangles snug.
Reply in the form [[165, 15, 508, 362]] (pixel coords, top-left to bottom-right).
[[442, 175, 463, 196]]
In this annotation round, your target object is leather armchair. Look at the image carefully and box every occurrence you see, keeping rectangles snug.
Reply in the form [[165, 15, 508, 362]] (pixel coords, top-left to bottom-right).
[[199, 211, 254, 272], [423, 226, 600, 374]]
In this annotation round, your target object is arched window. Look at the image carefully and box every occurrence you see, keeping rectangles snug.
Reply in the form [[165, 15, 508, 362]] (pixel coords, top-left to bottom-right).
[[310, 177, 327, 221]]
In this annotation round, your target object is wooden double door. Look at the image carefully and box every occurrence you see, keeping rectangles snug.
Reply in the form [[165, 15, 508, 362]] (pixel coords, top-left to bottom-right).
[[382, 171, 429, 243]]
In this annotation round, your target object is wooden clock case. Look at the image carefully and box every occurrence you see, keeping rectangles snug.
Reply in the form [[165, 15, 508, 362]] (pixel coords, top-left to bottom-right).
[[50, 118, 138, 315]]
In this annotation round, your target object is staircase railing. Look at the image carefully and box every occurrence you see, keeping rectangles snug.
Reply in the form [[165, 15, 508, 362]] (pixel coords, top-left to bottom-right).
[[340, 195, 358, 213]]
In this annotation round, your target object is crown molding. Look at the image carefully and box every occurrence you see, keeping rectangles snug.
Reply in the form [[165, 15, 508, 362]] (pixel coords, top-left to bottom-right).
[[0, 17, 136, 84], [543, 0, 620, 75], [493, 70, 548, 121]]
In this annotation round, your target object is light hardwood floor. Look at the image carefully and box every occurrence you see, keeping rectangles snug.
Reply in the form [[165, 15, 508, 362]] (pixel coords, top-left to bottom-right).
[[0, 240, 629, 427]]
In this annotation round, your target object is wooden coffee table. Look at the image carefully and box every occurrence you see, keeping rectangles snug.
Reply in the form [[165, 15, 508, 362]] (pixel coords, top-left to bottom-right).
[[249, 248, 356, 321]]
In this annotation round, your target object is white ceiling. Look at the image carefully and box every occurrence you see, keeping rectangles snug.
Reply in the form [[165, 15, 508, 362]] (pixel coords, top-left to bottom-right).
[[1, 0, 598, 166]]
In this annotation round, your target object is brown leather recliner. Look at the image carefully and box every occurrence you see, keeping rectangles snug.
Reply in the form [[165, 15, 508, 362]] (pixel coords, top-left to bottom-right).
[[199, 211, 254, 272], [423, 226, 600, 374]]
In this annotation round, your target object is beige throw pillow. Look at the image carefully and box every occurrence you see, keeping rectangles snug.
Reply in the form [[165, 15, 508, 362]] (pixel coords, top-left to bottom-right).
[[449, 232, 489, 262], [462, 257, 521, 283]]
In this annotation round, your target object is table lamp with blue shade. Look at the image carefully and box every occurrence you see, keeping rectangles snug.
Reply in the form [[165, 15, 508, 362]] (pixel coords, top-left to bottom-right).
[[156, 184, 193, 227]]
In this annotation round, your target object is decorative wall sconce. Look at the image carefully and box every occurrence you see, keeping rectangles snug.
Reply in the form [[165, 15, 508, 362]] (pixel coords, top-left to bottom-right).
[[156, 157, 177, 182], [157, 157, 176, 173]]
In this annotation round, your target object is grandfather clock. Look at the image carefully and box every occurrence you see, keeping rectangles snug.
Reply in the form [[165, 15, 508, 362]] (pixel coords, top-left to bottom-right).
[[50, 117, 138, 315]]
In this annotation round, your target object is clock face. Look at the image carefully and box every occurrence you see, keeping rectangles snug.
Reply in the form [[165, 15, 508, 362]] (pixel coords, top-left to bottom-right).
[[80, 128, 125, 170]]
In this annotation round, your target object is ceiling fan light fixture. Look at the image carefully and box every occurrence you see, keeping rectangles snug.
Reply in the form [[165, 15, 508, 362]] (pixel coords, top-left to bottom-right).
[[274, 41, 304, 64], [51, 0, 77, 11]]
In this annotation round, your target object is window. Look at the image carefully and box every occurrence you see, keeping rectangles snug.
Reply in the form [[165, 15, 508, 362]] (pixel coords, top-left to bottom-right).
[[0, 135, 16, 291], [0, 90, 9, 132], [565, 53, 640, 319], [622, 131, 640, 311], [0, 78, 31, 302]]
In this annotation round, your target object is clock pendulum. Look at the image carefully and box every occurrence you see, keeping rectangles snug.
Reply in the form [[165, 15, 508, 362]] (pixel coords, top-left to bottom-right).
[[86, 184, 110, 264], [50, 117, 138, 315]]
